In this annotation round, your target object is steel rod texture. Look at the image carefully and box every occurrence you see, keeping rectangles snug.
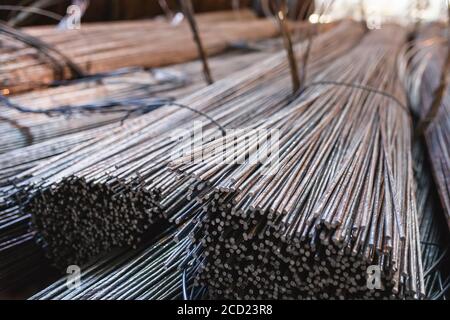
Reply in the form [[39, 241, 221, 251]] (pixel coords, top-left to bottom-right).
[[0, 45, 275, 291], [18, 22, 363, 268]]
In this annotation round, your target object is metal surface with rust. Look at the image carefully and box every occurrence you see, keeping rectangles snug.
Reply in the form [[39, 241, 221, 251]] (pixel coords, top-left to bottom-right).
[[0, 10, 311, 94], [0, 45, 274, 294], [18, 22, 362, 269], [402, 23, 450, 232], [171, 26, 429, 299]]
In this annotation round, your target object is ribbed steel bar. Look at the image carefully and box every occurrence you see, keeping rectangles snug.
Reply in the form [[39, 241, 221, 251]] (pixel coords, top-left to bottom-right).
[[171, 26, 426, 299], [0, 46, 274, 292], [401, 23, 450, 231], [19, 22, 363, 269], [29, 220, 205, 300], [413, 141, 449, 300]]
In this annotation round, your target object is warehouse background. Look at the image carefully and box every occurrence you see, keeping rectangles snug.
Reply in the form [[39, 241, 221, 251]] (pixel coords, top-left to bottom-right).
[[0, 0, 316, 25], [0, 0, 448, 301], [0, 0, 446, 27]]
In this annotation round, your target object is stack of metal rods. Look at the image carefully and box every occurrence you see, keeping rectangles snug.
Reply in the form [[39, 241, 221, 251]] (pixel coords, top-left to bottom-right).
[[0, 47, 276, 194], [401, 23, 450, 231], [413, 141, 449, 299], [0, 9, 317, 93], [0, 48, 274, 154], [0, 46, 275, 292], [29, 217, 205, 300], [169, 26, 428, 299], [0, 65, 189, 286], [0, 69, 183, 154], [19, 21, 364, 268], [28, 140, 448, 300]]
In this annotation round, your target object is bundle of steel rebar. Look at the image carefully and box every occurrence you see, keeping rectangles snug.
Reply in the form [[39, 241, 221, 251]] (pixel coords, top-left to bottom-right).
[[170, 26, 428, 299], [0, 65, 190, 286], [0, 9, 316, 93], [29, 218, 205, 300], [0, 47, 276, 154], [20, 21, 364, 268], [27, 140, 448, 300], [24, 24, 448, 300], [0, 69, 185, 154], [413, 141, 449, 299], [401, 23, 450, 231], [0, 49, 273, 175], [0, 47, 269, 295], [0, 46, 276, 292], [1, 47, 271, 201]]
